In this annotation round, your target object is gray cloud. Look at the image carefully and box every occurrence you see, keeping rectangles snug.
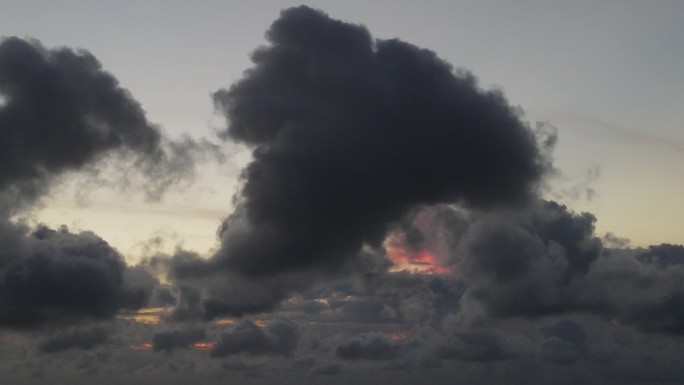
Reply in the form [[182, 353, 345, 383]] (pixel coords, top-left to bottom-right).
[[211, 318, 300, 358], [152, 327, 206, 353], [0, 36, 211, 330], [0, 37, 208, 213], [175, 4, 551, 319], [38, 327, 109, 354], [3, 7, 684, 385], [0, 225, 135, 328], [437, 330, 517, 362], [213, 5, 548, 274], [454, 201, 601, 319], [444, 201, 684, 336], [538, 319, 587, 365]]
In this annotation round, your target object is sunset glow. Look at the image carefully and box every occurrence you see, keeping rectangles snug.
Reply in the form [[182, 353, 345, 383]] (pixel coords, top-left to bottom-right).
[[385, 246, 452, 275], [214, 318, 238, 326], [192, 342, 218, 350], [2, 3, 682, 384], [117, 307, 170, 325], [130, 343, 153, 351], [388, 330, 412, 341], [129, 342, 218, 351]]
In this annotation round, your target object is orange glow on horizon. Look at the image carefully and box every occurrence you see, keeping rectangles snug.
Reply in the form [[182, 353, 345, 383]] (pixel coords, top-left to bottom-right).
[[214, 318, 237, 326], [129, 342, 218, 351], [130, 343, 153, 350], [118, 307, 171, 325], [385, 246, 452, 275], [192, 342, 218, 350], [388, 330, 412, 341]]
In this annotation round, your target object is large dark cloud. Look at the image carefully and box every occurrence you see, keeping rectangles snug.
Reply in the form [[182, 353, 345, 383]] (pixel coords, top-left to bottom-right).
[[0, 37, 207, 329], [174, 5, 551, 319], [4, 8, 684, 385], [213, 5, 549, 275], [0, 37, 205, 213], [0, 225, 151, 328]]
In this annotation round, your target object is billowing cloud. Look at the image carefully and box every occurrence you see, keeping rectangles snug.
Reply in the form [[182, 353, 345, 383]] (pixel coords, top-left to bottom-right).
[[175, 4, 552, 319], [0, 37, 208, 329], [2, 6, 684, 385], [454, 200, 601, 319], [0, 225, 139, 328], [214, 5, 549, 274], [449, 201, 684, 335], [0, 37, 206, 213], [538, 319, 587, 365]]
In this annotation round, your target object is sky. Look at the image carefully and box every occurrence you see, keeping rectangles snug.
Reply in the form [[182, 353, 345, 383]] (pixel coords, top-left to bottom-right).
[[0, 1, 683, 384]]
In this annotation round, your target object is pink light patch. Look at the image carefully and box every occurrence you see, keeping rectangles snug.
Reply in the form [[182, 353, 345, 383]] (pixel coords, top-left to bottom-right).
[[385, 246, 452, 275]]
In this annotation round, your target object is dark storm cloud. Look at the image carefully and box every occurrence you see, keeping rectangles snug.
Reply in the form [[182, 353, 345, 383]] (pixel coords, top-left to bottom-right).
[[0, 37, 206, 213], [211, 318, 300, 358], [437, 330, 517, 362], [173, 4, 551, 319], [212, 5, 549, 276], [167, 266, 299, 320], [1, 7, 684, 385], [153, 286, 177, 307], [121, 266, 159, 310], [0, 36, 210, 329], [0, 225, 151, 328], [577, 246, 684, 334], [454, 200, 602, 319]]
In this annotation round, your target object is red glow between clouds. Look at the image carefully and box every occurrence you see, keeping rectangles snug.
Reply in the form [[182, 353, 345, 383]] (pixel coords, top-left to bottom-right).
[[130, 343, 152, 351], [385, 246, 452, 275], [192, 342, 218, 350], [129, 342, 217, 351], [388, 330, 412, 341]]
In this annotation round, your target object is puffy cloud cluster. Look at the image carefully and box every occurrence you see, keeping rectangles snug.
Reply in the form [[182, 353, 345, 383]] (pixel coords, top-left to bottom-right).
[[171, 4, 552, 319], [0, 225, 135, 328], [0, 37, 207, 330], [2, 6, 684, 385]]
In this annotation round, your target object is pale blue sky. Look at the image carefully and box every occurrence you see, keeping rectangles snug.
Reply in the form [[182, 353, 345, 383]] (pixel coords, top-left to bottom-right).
[[1, 0, 682, 256]]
